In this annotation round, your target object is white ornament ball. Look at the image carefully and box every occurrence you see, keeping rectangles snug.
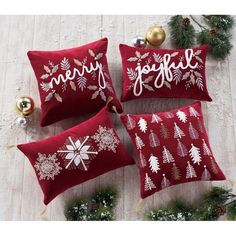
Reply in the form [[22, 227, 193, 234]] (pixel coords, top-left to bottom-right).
[[16, 116, 28, 128], [132, 36, 146, 48]]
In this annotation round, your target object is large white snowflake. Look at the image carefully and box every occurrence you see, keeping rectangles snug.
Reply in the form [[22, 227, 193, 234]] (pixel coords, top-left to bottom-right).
[[92, 126, 120, 153], [57, 136, 98, 170], [34, 153, 62, 180]]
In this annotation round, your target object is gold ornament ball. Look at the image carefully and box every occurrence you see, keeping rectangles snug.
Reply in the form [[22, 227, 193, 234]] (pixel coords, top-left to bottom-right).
[[16, 96, 35, 116], [145, 25, 166, 47]]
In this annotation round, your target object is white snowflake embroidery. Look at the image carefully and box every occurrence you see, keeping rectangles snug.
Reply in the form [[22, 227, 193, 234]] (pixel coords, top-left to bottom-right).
[[92, 126, 120, 153], [57, 136, 98, 170], [34, 153, 62, 180]]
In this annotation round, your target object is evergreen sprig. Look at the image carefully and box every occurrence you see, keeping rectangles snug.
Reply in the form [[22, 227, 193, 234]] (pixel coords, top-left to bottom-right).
[[146, 187, 236, 221], [204, 15, 234, 32], [168, 15, 234, 60], [168, 15, 195, 49], [64, 186, 118, 221]]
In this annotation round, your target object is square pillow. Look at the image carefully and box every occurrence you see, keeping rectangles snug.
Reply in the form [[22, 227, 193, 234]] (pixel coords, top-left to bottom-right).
[[17, 107, 135, 205], [120, 102, 225, 199], [28, 38, 122, 126], [119, 44, 212, 102]]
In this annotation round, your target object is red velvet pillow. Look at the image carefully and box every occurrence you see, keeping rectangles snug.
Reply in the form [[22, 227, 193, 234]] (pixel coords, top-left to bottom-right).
[[119, 44, 212, 102], [28, 38, 122, 126], [120, 102, 225, 199], [17, 107, 134, 205]]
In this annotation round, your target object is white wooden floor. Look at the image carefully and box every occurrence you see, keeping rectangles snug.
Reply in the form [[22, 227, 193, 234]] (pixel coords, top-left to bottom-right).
[[0, 15, 236, 221]]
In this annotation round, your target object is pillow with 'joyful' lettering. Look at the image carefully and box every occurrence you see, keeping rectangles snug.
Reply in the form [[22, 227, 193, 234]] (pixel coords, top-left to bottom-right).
[[28, 38, 122, 126], [119, 44, 212, 102]]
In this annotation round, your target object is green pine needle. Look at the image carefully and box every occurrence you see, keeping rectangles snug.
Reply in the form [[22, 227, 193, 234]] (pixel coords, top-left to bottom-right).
[[197, 30, 233, 59], [168, 15, 195, 49], [205, 15, 234, 32], [227, 201, 236, 220]]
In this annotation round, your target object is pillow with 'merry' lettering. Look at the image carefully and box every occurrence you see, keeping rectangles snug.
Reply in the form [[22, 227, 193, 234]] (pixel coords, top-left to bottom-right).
[[119, 44, 212, 102], [28, 38, 122, 126]]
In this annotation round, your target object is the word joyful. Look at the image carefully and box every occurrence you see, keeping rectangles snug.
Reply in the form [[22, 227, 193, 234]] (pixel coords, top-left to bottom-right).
[[133, 49, 198, 96]]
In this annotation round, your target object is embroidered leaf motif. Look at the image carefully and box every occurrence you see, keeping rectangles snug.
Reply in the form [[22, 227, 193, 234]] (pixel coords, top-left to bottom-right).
[[153, 53, 163, 63], [194, 71, 202, 78], [74, 59, 83, 66], [43, 65, 51, 73], [144, 76, 153, 83], [194, 50, 202, 56], [40, 82, 51, 92], [143, 84, 154, 91], [95, 53, 103, 60], [70, 81, 76, 91], [52, 64, 59, 74], [62, 82, 67, 92], [196, 77, 203, 90], [127, 57, 138, 62], [88, 85, 98, 90], [141, 52, 149, 59], [106, 82, 114, 93], [100, 90, 106, 101], [54, 93, 62, 102], [91, 90, 100, 99], [89, 49, 95, 57], [173, 68, 182, 85], [127, 68, 137, 81], [182, 71, 190, 80], [195, 56, 203, 64], [77, 77, 87, 91], [164, 81, 171, 89], [60, 57, 70, 71], [41, 74, 49, 79], [45, 92, 53, 102], [135, 51, 141, 58], [170, 52, 179, 57]]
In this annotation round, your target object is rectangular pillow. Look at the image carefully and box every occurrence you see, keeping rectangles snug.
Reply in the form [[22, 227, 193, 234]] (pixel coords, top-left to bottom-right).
[[119, 44, 212, 102], [17, 107, 134, 205], [120, 102, 225, 199], [28, 38, 122, 126]]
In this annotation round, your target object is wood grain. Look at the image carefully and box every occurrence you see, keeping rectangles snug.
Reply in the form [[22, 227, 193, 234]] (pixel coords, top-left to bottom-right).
[[0, 15, 235, 220]]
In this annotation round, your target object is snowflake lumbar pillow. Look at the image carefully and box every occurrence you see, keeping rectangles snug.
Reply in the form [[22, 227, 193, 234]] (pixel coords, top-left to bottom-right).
[[120, 102, 225, 199], [27, 38, 122, 126], [119, 44, 212, 102], [17, 107, 135, 205]]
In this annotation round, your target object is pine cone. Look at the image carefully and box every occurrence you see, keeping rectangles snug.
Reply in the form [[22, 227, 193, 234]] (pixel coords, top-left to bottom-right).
[[182, 17, 190, 26], [209, 29, 217, 37], [217, 206, 226, 216]]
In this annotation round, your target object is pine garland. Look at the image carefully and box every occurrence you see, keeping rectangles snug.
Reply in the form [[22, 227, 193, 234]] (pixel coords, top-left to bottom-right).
[[146, 187, 236, 221], [168, 15, 234, 60], [168, 15, 196, 49], [64, 186, 118, 221]]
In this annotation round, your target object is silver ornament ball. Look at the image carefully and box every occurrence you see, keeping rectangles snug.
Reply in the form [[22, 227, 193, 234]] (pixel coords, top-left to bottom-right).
[[16, 116, 28, 128], [132, 36, 146, 48]]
